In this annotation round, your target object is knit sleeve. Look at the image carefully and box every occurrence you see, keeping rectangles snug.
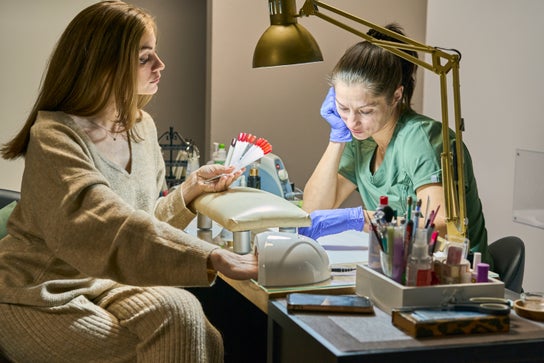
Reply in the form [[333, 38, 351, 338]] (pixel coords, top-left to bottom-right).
[[23, 114, 217, 287]]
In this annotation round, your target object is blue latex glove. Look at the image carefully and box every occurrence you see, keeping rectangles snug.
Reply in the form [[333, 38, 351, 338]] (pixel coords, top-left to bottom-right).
[[298, 207, 364, 240], [321, 87, 352, 142]]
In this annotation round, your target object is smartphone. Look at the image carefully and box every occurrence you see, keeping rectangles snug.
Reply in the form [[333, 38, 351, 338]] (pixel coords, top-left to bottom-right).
[[286, 293, 374, 314]]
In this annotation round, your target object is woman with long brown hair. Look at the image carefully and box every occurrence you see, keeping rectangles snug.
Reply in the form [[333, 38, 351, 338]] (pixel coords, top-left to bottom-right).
[[0, 2, 256, 361]]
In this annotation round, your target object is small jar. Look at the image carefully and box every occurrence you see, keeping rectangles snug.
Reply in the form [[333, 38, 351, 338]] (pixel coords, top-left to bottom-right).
[[247, 162, 261, 189]]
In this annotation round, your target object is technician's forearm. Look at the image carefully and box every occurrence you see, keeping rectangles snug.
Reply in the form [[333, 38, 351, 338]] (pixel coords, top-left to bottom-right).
[[302, 141, 345, 212]]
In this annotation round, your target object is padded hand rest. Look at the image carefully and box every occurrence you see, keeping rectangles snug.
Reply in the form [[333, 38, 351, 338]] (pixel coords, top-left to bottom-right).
[[192, 187, 311, 231]]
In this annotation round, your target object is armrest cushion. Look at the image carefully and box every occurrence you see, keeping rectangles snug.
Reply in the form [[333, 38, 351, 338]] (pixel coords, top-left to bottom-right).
[[192, 187, 311, 231], [0, 201, 17, 239]]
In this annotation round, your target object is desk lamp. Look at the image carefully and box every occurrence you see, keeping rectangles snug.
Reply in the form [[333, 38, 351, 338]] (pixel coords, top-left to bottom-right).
[[253, 0, 467, 239]]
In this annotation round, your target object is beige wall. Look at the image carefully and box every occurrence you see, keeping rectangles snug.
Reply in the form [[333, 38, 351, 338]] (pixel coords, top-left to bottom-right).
[[135, 0, 207, 154], [424, 0, 544, 292], [0, 1, 93, 190]]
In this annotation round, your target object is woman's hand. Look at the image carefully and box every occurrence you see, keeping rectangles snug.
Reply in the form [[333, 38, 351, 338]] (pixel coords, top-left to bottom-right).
[[181, 164, 244, 204], [208, 248, 258, 280], [298, 206, 364, 240]]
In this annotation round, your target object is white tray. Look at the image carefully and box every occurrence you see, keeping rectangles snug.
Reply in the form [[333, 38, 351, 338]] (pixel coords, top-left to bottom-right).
[[356, 264, 505, 314]]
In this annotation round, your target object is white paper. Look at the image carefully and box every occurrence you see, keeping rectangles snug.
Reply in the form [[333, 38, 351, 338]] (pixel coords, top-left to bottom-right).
[[318, 230, 369, 266]]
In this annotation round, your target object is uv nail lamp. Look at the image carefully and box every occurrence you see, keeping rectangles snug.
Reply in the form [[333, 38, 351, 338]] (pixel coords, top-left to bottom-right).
[[254, 231, 331, 287]]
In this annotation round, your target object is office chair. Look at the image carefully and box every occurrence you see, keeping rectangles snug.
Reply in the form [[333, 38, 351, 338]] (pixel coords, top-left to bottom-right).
[[1, 189, 20, 362], [0, 188, 20, 208], [488, 236, 525, 293]]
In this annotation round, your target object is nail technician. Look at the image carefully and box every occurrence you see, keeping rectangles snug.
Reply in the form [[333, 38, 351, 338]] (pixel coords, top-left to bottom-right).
[[299, 23, 491, 266]]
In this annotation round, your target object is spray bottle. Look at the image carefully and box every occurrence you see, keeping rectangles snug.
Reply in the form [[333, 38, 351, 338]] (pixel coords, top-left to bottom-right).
[[185, 142, 200, 177], [405, 230, 432, 286]]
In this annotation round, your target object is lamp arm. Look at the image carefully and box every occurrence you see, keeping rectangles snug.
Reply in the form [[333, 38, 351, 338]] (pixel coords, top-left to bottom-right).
[[300, 1, 459, 74], [300, 0, 467, 238]]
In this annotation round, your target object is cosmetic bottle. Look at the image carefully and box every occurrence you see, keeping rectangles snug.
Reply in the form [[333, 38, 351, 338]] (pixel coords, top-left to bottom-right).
[[471, 252, 482, 282], [214, 143, 226, 165], [247, 162, 261, 189], [406, 230, 432, 286], [211, 142, 219, 163], [476, 263, 489, 283], [377, 195, 388, 211], [375, 195, 391, 222]]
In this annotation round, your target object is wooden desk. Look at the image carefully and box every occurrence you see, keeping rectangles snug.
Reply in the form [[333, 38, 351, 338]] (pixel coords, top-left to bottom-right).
[[267, 293, 544, 363], [193, 275, 544, 363], [187, 273, 356, 363]]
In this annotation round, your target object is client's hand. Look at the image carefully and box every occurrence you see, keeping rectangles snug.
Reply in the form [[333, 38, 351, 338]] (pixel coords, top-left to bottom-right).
[[208, 248, 258, 280], [298, 206, 364, 240], [321, 87, 352, 143], [182, 164, 244, 204]]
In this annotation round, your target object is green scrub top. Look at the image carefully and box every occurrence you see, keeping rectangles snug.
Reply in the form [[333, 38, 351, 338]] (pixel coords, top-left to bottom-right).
[[338, 110, 491, 265]]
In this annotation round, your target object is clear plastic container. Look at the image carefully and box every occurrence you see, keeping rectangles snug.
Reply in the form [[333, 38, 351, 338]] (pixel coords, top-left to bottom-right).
[[214, 143, 226, 164]]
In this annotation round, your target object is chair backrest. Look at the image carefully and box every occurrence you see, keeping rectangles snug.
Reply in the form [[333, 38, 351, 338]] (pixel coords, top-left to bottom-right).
[[0, 188, 21, 208], [488, 236, 525, 293]]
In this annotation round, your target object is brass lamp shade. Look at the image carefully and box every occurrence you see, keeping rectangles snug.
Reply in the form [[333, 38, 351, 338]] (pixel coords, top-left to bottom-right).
[[253, 23, 323, 67]]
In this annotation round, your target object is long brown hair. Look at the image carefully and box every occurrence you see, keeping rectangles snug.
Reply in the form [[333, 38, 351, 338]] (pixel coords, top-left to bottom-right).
[[1, 1, 156, 159]]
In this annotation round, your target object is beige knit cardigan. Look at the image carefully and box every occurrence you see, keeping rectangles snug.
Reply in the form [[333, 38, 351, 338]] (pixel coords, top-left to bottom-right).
[[0, 111, 218, 307]]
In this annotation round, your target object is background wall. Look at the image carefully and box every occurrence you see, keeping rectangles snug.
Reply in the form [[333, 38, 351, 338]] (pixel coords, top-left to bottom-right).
[[139, 0, 207, 155], [423, 0, 544, 292], [1, 0, 90, 190]]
